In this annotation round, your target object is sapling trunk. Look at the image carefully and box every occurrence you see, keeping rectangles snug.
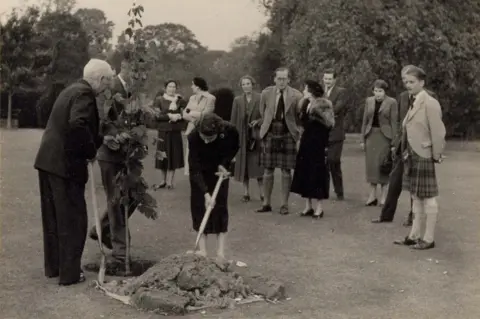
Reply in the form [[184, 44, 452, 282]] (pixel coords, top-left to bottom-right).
[[124, 200, 131, 275]]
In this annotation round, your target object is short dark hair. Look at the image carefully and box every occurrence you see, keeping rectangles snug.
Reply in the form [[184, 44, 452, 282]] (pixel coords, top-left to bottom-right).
[[305, 79, 325, 98], [274, 67, 290, 77], [373, 79, 388, 91], [198, 113, 224, 136], [404, 66, 426, 81], [164, 79, 178, 88], [193, 77, 209, 91], [323, 68, 336, 78]]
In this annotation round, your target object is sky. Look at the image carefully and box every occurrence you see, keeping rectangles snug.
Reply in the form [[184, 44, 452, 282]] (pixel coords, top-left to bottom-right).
[[0, 0, 269, 51]]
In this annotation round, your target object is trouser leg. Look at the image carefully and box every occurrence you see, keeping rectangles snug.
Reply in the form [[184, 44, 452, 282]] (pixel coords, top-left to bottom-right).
[[39, 170, 59, 278], [48, 174, 88, 284], [380, 158, 404, 221]]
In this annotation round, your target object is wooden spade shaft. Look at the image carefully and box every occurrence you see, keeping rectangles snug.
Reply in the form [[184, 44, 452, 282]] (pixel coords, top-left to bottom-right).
[[88, 162, 106, 284], [194, 169, 230, 250]]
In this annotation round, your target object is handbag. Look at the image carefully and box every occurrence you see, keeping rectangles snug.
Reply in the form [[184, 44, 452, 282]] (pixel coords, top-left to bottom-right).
[[380, 149, 393, 175], [246, 126, 257, 152]]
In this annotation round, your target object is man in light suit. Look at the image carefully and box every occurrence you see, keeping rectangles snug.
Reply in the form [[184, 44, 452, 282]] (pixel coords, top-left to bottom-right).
[[372, 65, 438, 225], [256, 67, 303, 215], [323, 69, 348, 200]]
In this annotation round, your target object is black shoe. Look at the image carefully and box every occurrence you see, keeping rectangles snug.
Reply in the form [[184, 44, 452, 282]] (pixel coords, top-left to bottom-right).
[[336, 194, 344, 201], [366, 199, 378, 206], [299, 209, 314, 217], [393, 236, 418, 246], [371, 218, 392, 223], [279, 205, 289, 215], [153, 183, 166, 190], [256, 205, 272, 213], [241, 195, 251, 202], [411, 239, 435, 250], [59, 271, 86, 286], [313, 211, 324, 219]]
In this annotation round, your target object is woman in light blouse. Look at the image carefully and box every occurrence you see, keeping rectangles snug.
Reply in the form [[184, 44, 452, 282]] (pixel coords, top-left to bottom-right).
[[182, 77, 216, 175]]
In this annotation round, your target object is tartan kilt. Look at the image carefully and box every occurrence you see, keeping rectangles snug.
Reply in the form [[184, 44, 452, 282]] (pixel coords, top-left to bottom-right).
[[259, 121, 297, 170], [402, 148, 438, 198]]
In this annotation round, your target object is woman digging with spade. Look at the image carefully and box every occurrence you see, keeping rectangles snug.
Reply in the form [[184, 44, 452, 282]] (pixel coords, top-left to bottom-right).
[[187, 113, 239, 261]]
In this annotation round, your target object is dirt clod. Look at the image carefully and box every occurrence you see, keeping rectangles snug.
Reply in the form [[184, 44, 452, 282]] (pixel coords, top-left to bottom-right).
[[101, 253, 285, 315]]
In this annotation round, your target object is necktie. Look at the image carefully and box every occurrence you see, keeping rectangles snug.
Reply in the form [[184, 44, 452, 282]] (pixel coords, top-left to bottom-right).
[[408, 95, 415, 109], [275, 90, 285, 120]]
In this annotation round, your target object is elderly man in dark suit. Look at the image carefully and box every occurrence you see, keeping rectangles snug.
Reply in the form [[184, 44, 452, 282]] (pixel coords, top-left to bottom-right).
[[34, 58, 114, 285], [88, 59, 138, 264], [372, 65, 438, 225], [256, 67, 303, 215], [323, 69, 348, 200]]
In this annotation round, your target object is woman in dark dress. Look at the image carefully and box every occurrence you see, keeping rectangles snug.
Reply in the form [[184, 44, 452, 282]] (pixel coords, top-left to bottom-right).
[[153, 80, 187, 189], [188, 113, 239, 259], [291, 80, 335, 219]]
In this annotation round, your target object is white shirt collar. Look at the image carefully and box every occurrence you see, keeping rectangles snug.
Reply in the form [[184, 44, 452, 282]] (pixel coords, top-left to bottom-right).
[[118, 75, 128, 91]]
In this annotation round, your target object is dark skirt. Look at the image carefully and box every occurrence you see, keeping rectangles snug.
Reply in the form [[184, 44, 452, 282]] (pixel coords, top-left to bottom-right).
[[155, 130, 184, 170], [365, 127, 390, 184], [259, 121, 297, 170], [291, 123, 330, 200], [190, 172, 229, 234], [402, 146, 439, 198]]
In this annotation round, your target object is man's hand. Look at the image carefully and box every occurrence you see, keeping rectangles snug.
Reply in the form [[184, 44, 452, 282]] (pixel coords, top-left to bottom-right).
[[360, 142, 365, 151], [249, 119, 260, 127], [104, 135, 120, 151], [204, 193, 215, 210], [116, 132, 130, 144]]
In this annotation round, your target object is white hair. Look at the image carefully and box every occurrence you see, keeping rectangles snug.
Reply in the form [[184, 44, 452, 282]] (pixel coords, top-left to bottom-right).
[[83, 58, 115, 84]]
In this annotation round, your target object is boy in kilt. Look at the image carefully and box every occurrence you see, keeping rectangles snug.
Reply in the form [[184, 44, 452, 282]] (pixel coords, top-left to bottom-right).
[[256, 68, 303, 215], [394, 66, 446, 250]]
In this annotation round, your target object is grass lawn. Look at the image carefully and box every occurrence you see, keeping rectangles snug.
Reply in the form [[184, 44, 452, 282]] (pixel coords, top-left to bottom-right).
[[1, 129, 479, 319]]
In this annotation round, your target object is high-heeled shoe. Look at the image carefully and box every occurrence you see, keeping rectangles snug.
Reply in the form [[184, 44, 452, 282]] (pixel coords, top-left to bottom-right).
[[299, 209, 314, 217], [365, 199, 378, 206], [313, 211, 324, 219]]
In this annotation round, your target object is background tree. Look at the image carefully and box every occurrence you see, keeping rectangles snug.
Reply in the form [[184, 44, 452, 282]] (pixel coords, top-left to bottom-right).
[[35, 10, 89, 126], [37, 0, 77, 13], [259, 0, 480, 137], [0, 7, 41, 129], [74, 8, 115, 58]]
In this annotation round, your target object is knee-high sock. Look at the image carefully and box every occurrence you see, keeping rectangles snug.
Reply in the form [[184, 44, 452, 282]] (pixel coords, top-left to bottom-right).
[[409, 195, 424, 240], [263, 171, 274, 205], [423, 197, 438, 243], [281, 170, 292, 206]]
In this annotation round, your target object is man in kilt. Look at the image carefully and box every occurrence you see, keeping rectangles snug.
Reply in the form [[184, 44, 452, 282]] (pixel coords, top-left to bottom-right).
[[256, 67, 303, 215], [394, 66, 446, 250], [372, 65, 438, 226]]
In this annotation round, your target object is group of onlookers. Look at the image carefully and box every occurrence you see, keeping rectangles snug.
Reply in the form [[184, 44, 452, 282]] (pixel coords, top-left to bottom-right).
[[32, 56, 446, 286], [151, 64, 446, 253]]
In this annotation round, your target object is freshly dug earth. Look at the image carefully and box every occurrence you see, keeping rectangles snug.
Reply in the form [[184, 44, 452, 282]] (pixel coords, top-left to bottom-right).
[[100, 253, 286, 315]]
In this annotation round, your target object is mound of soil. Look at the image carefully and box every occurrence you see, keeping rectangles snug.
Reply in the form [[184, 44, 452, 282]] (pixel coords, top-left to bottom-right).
[[100, 253, 285, 315]]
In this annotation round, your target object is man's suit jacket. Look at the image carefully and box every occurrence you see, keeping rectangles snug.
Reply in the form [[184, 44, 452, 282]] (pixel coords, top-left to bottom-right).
[[402, 90, 445, 160], [325, 85, 348, 142], [259, 85, 303, 141], [96, 76, 129, 163], [34, 79, 102, 184], [183, 91, 216, 135], [393, 89, 438, 152], [361, 96, 398, 143]]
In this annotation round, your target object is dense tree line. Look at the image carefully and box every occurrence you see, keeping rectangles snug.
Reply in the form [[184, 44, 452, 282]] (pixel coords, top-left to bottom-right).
[[1, 0, 479, 138]]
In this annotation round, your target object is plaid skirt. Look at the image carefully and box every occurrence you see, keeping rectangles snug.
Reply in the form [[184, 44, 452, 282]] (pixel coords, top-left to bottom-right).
[[259, 121, 297, 170], [402, 147, 438, 198]]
